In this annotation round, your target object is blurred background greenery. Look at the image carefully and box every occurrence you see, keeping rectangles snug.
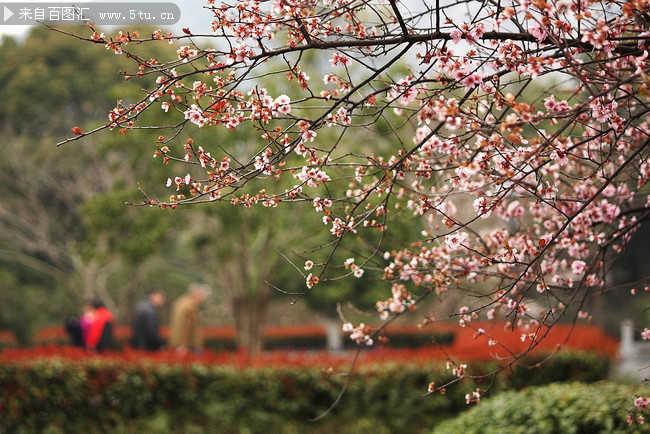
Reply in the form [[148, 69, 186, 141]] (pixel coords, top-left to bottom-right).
[[0, 25, 648, 355], [0, 26, 421, 353]]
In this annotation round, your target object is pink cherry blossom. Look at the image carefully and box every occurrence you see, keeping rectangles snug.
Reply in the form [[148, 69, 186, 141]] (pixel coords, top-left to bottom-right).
[[329, 52, 352, 67], [445, 232, 468, 251], [473, 197, 492, 218], [571, 260, 587, 275], [635, 396, 650, 410]]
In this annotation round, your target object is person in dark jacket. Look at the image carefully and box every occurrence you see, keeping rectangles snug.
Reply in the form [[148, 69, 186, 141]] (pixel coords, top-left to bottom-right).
[[64, 316, 84, 347], [131, 289, 166, 351]]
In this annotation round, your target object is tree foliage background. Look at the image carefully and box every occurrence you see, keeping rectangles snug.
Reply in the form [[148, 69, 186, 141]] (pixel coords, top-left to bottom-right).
[[1, 23, 393, 352]]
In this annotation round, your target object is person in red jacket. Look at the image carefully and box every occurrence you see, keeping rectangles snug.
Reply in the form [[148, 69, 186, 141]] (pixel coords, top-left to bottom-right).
[[85, 299, 115, 351]]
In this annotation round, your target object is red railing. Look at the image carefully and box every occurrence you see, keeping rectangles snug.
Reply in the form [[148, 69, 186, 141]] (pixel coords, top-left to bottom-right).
[[0, 330, 18, 347]]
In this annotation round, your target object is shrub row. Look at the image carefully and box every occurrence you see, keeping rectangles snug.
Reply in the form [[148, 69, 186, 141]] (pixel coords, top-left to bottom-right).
[[0, 349, 612, 432], [433, 381, 650, 433]]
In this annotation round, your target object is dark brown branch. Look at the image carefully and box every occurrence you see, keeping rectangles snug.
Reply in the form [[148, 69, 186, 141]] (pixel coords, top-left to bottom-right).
[[389, 0, 410, 36]]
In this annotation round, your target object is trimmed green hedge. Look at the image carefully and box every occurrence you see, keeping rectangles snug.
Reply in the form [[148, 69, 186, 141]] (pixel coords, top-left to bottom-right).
[[499, 350, 612, 391], [0, 361, 463, 433], [0, 351, 613, 432], [433, 381, 649, 433], [184, 330, 454, 352]]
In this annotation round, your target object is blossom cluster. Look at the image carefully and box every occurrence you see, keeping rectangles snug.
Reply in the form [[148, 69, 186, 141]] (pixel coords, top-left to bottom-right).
[[630, 396, 649, 425], [376, 284, 415, 320], [342, 322, 374, 346]]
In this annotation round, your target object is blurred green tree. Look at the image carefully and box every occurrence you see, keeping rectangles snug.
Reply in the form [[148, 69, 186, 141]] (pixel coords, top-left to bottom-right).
[[0, 27, 182, 338]]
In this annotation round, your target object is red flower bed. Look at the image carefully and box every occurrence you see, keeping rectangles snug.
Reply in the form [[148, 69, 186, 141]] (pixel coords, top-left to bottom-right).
[[2, 321, 618, 370], [0, 345, 355, 369], [26, 321, 618, 366], [444, 321, 619, 360]]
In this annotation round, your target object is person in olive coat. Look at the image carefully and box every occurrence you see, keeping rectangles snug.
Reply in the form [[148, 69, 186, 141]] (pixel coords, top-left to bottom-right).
[[169, 283, 209, 354]]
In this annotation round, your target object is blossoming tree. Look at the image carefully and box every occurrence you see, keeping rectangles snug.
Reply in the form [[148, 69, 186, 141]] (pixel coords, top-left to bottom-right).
[[59, 0, 650, 404]]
